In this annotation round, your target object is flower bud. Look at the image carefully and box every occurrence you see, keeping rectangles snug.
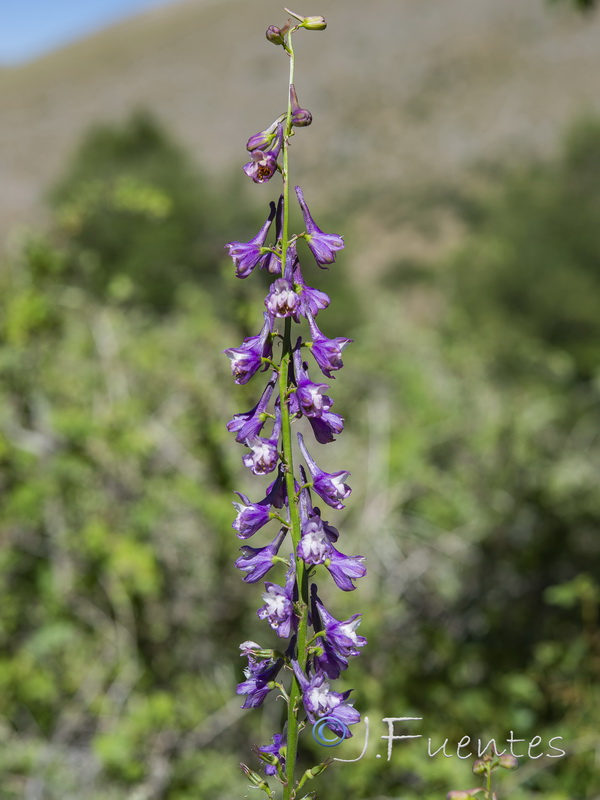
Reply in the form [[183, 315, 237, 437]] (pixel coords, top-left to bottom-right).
[[309, 759, 331, 776], [472, 759, 487, 776], [290, 84, 313, 127], [258, 751, 280, 767], [266, 25, 285, 46], [293, 108, 312, 127], [246, 120, 280, 152], [240, 763, 270, 790], [302, 15, 327, 30], [498, 754, 519, 770]]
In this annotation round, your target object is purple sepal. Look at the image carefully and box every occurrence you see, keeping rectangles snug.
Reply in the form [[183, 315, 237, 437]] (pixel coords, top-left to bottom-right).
[[292, 262, 330, 320], [290, 344, 333, 420], [224, 313, 273, 385], [314, 643, 348, 679], [262, 195, 283, 275], [226, 202, 276, 278], [257, 562, 296, 638], [242, 405, 282, 475], [237, 656, 283, 708], [227, 373, 277, 443], [296, 480, 339, 541], [306, 313, 352, 379], [308, 410, 344, 444], [265, 466, 287, 509], [292, 662, 360, 737], [297, 514, 332, 565], [312, 586, 366, 676], [295, 185, 344, 267], [325, 546, 366, 591], [297, 432, 351, 509], [232, 493, 271, 539], [232, 467, 288, 539], [235, 529, 286, 583]]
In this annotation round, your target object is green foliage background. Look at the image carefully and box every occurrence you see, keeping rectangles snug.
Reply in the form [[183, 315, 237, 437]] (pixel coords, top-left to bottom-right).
[[0, 111, 599, 799]]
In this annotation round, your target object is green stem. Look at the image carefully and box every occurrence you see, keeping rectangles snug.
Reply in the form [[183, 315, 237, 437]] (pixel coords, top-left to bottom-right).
[[278, 28, 310, 800]]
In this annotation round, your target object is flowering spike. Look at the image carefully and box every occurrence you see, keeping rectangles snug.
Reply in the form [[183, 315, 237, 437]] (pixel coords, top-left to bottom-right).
[[224, 15, 364, 798]]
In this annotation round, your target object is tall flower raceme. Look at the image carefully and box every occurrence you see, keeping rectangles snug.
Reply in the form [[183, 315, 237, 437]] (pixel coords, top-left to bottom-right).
[[224, 9, 366, 800]]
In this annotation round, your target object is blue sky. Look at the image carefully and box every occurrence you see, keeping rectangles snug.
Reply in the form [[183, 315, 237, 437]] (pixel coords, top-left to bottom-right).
[[0, 0, 179, 64]]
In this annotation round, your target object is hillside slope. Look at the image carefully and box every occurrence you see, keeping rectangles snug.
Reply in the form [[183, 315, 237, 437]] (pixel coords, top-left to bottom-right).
[[1, 0, 600, 243]]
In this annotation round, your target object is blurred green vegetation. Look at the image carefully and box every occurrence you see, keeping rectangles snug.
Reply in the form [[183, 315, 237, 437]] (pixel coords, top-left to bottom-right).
[[48, 110, 261, 314], [0, 111, 599, 799]]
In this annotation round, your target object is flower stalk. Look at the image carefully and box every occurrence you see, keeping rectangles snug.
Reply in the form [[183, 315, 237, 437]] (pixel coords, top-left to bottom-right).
[[224, 11, 365, 799]]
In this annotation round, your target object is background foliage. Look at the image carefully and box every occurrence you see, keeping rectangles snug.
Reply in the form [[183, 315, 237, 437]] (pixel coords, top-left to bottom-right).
[[0, 110, 599, 799]]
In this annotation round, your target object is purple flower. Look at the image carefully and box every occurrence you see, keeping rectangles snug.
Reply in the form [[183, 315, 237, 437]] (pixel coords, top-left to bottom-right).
[[239, 640, 265, 657], [297, 432, 351, 509], [297, 475, 340, 542], [295, 185, 344, 267], [224, 313, 273, 385], [312, 587, 366, 659], [257, 733, 286, 776], [242, 436, 278, 474], [306, 313, 352, 379], [290, 344, 333, 419], [292, 662, 360, 737], [265, 278, 300, 318], [244, 124, 283, 183], [226, 202, 276, 278], [296, 508, 364, 590], [292, 261, 330, 320], [227, 373, 277, 443], [290, 83, 312, 127], [237, 656, 283, 708], [232, 468, 287, 539], [297, 514, 333, 565], [324, 546, 366, 591], [257, 563, 296, 638], [232, 493, 272, 539], [242, 406, 282, 475], [307, 410, 344, 444], [318, 509, 340, 543], [235, 529, 286, 583]]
